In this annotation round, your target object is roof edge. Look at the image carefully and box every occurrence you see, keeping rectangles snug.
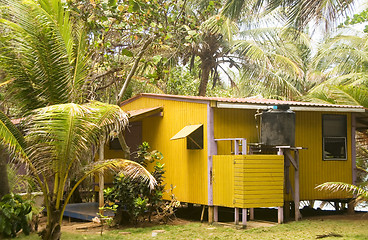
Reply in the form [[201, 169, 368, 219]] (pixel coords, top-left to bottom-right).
[[120, 93, 365, 112]]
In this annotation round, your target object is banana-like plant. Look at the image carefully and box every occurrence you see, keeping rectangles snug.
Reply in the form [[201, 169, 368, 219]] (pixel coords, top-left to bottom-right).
[[0, 102, 156, 240]]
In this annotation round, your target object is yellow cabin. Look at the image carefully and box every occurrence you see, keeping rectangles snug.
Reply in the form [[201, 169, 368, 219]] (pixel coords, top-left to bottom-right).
[[105, 93, 366, 224]]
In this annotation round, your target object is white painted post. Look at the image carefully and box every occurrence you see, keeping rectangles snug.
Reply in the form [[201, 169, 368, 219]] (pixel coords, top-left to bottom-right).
[[234, 140, 239, 155], [234, 208, 239, 225], [242, 139, 247, 155], [214, 206, 218, 222], [98, 140, 105, 215], [278, 206, 284, 224], [352, 113, 357, 186], [242, 208, 247, 227]]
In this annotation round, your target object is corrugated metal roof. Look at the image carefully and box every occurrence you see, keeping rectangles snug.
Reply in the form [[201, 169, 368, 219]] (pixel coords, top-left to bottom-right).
[[122, 93, 365, 110]]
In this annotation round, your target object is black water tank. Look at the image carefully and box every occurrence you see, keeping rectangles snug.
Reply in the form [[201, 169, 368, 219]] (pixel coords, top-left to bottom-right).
[[260, 105, 295, 146]]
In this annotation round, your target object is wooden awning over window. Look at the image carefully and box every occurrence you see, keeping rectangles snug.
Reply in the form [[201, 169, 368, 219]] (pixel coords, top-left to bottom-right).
[[126, 106, 163, 122], [171, 124, 203, 140]]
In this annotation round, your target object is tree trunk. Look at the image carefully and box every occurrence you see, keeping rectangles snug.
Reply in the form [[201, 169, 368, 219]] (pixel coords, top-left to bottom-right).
[[117, 132, 131, 159], [41, 205, 62, 240], [198, 60, 212, 96], [0, 146, 10, 199], [116, 37, 155, 104]]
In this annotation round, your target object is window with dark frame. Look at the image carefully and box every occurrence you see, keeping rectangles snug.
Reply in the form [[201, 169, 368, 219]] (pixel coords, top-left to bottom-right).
[[322, 114, 347, 160], [187, 125, 203, 149]]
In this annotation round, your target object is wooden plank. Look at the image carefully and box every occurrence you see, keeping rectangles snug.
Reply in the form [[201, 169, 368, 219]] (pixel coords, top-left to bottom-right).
[[234, 189, 284, 195], [235, 208, 239, 225], [235, 155, 284, 160], [234, 187, 283, 192], [235, 199, 284, 205], [235, 201, 284, 208], [234, 194, 283, 200], [234, 177, 284, 182], [242, 208, 247, 226], [278, 206, 284, 224], [234, 181, 283, 186], [234, 160, 283, 164], [284, 150, 298, 170], [233, 185, 283, 191], [234, 165, 284, 169], [234, 168, 284, 173], [234, 172, 284, 177]]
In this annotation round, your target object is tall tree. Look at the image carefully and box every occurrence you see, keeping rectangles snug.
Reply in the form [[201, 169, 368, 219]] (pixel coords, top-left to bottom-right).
[[237, 27, 324, 100], [306, 32, 368, 106]]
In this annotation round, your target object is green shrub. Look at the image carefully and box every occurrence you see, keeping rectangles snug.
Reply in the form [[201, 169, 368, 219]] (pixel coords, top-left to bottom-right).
[[104, 142, 166, 224], [0, 193, 32, 238]]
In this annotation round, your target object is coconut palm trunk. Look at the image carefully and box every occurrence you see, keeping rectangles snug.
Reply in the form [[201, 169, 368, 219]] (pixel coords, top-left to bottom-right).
[[198, 59, 214, 96]]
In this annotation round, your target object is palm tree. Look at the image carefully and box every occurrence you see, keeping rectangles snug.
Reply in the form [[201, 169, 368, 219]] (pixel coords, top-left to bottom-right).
[[235, 27, 317, 100], [317, 182, 368, 207], [222, 0, 355, 30], [0, 111, 26, 198], [305, 32, 368, 107], [173, 1, 303, 96], [0, 1, 155, 239], [0, 102, 156, 240], [0, 0, 90, 112]]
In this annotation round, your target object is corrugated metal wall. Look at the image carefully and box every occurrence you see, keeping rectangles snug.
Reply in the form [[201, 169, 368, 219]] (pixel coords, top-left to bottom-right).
[[120, 97, 209, 205], [213, 108, 352, 201], [111, 98, 353, 205], [213, 155, 284, 208], [293, 111, 352, 200], [214, 109, 258, 155]]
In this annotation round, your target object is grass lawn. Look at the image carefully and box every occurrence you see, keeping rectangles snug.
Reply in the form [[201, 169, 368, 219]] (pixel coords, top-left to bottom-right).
[[15, 216, 368, 239]]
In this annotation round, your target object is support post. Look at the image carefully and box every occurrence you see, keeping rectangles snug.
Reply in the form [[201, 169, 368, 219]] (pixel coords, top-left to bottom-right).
[[234, 208, 239, 225], [284, 201, 290, 220], [352, 113, 357, 185], [242, 208, 247, 227], [208, 206, 214, 224], [242, 139, 247, 155], [214, 206, 218, 222], [294, 150, 300, 221], [249, 208, 254, 220], [348, 201, 355, 215], [278, 206, 284, 224], [234, 140, 239, 155], [98, 141, 105, 216]]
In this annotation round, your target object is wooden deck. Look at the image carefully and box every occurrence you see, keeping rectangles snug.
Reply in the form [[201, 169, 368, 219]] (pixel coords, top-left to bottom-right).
[[63, 202, 114, 221]]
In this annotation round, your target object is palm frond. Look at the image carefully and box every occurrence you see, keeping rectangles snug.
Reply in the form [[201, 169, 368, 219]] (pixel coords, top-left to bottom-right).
[[60, 158, 157, 223], [0, 0, 90, 112], [316, 182, 368, 203], [0, 111, 27, 162], [24, 102, 128, 178]]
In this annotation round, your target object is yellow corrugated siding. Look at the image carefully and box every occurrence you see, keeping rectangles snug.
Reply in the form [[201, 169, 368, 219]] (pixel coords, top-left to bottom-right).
[[119, 97, 208, 205], [213, 155, 234, 208], [213, 155, 284, 208], [213, 108, 353, 201], [293, 112, 352, 201], [214, 109, 258, 155]]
